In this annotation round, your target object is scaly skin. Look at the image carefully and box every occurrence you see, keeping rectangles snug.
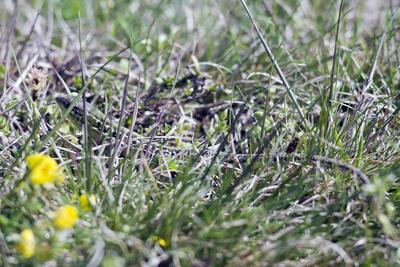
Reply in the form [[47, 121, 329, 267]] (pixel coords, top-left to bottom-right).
[[55, 96, 142, 144]]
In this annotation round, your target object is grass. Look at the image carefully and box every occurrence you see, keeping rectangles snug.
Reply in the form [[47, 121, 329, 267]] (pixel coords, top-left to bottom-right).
[[0, 0, 400, 266]]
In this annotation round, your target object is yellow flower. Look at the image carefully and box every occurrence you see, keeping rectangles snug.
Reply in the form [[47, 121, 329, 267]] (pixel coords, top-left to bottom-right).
[[158, 238, 167, 248], [17, 229, 36, 258], [26, 154, 64, 185], [79, 194, 97, 211], [53, 205, 79, 229], [151, 235, 168, 248]]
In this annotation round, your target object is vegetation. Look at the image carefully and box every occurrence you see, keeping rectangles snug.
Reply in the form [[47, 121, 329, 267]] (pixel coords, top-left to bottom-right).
[[0, 0, 399, 266]]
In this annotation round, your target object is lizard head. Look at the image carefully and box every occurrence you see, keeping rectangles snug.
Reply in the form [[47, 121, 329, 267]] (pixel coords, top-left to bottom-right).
[[55, 96, 72, 112], [55, 96, 85, 127]]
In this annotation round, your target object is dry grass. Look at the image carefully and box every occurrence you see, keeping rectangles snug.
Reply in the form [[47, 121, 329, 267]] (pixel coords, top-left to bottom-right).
[[0, 0, 400, 266]]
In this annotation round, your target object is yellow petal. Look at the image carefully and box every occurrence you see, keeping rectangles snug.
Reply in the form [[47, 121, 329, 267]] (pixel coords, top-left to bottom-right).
[[54, 205, 79, 229], [26, 154, 47, 169], [79, 195, 89, 211], [26, 154, 61, 185], [151, 235, 168, 248], [79, 194, 96, 211], [158, 238, 167, 248], [17, 229, 35, 258], [30, 168, 55, 184]]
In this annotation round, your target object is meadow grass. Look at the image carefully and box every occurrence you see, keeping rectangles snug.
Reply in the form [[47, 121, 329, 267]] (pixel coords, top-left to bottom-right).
[[0, 0, 399, 266]]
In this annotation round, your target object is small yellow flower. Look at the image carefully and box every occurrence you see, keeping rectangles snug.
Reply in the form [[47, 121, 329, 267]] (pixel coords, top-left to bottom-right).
[[79, 194, 97, 211], [26, 154, 64, 185], [151, 235, 168, 248], [158, 238, 167, 248], [53, 205, 79, 229], [17, 229, 36, 258]]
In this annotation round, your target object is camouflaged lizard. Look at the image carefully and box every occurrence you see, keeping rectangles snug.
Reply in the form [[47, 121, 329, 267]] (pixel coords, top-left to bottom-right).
[[55, 96, 141, 145]]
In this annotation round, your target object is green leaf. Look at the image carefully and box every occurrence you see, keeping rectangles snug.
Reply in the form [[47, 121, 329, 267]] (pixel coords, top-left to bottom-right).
[[0, 115, 10, 136]]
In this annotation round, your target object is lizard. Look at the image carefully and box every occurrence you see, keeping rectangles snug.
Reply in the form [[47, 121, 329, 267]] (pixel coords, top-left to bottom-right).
[[55, 96, 141, 146]]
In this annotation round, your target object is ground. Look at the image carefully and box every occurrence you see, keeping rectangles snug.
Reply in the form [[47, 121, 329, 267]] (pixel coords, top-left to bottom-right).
[[0, 0, 400, 266]]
